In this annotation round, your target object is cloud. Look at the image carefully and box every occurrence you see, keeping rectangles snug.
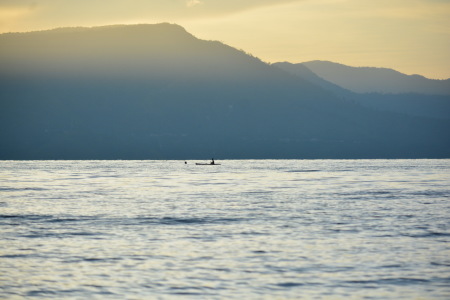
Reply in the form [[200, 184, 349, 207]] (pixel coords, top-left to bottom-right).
[[186, 0, 202, 8], [0, 0, 307, 33]]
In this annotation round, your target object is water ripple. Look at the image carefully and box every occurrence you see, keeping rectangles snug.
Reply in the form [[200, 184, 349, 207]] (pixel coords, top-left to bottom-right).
[[0, 159, 449, 299]]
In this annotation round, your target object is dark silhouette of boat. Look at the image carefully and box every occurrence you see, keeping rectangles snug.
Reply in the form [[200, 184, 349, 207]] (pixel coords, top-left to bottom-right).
[[196, 159, 220, 165]]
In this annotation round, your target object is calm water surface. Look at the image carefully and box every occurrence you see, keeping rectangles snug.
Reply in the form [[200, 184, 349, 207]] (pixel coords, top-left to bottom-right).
[[1, 159, 449, 299]]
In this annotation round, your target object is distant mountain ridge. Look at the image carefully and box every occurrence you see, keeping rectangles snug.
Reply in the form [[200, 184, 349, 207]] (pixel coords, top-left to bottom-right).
[[273, 62, 353, 97], [274, 62, 450, 120], [1, 24, 449, 159], [297, 60, 450, 95]]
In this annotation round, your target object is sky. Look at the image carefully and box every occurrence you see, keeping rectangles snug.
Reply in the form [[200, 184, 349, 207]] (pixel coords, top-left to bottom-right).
[[1, 0, 449, 79]]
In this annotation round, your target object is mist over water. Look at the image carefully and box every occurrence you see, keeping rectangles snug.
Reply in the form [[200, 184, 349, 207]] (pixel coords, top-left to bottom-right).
[[1, 160, 449, 299]]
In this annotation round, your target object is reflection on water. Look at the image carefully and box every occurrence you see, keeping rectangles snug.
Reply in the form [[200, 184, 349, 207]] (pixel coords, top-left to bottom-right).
[[1, 160, 449, 299]]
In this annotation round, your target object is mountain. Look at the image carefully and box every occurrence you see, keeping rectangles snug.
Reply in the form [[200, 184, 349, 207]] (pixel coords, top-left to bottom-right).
[[301, 60, 450, 95], [274, 62, 450, 121], [273, 62, 353, 97], [1, 24, 449, 159]]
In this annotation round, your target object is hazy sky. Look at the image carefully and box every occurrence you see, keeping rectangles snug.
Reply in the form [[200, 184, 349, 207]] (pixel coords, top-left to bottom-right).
[[1, 0, 449, 79]]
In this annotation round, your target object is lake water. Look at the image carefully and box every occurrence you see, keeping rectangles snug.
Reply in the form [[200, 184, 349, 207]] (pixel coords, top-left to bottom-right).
[[1, 159, 449, 299]]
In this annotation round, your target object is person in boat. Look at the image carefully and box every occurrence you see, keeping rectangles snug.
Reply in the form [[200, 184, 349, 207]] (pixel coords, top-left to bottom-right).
[[210, 158, 215, 165]]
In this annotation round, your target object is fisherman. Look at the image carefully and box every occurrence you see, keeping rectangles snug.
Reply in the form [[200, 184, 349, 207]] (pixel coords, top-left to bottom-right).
[[211, 158, 215, 165]]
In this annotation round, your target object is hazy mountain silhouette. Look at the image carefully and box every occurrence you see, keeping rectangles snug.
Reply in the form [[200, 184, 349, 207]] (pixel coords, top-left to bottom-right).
[[1, 24, 449, 159], [300, 60, 450, 95], [275, 62, 450, 121], [301, 60, 450, 95], [273, 62, 353, 97]]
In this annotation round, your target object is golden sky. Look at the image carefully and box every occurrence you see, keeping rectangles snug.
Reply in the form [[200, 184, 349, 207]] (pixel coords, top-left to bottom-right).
[[1, 0, 449, 79]]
